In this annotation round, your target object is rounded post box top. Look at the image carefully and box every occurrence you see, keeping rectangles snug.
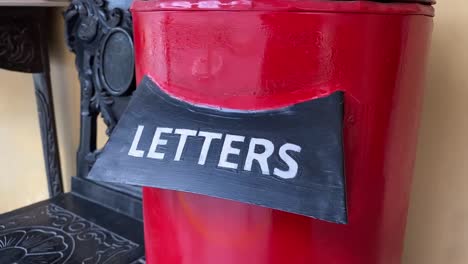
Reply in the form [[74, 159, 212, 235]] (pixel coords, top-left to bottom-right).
[[132, 0, 434, 16]]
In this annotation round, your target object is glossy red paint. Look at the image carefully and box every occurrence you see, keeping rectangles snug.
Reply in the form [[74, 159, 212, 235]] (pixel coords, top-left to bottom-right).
[[132, 1, 434, 263]]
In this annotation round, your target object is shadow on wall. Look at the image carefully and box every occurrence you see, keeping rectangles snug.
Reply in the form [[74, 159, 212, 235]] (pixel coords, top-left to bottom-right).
[[403, 2, 468, 263]]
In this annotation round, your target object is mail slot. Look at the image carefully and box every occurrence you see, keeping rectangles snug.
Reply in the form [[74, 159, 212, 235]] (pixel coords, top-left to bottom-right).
[[106, 0, 434, 263]]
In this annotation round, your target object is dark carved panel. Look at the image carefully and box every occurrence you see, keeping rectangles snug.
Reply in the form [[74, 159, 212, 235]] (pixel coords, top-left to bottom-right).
[[0, 8, 44, 73], [0, 203, 140, 264], [64, 0, 136, 179], [0, 24, 37, 72]]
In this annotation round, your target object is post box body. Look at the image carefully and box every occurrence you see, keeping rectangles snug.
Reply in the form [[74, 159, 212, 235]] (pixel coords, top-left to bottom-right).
[[131, 1, 434, 263]]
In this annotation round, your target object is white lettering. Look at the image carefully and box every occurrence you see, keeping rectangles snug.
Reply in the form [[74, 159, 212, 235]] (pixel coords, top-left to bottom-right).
[[147, 127, 173, 160], [198, 131, 223, 165], [273, 143, 301, 179], [174, 129, 198, 161], [244, 138, 274, 175], [132, 126, 302, 179], [128, 125, 146, 158], [218, 134, 245, 169]]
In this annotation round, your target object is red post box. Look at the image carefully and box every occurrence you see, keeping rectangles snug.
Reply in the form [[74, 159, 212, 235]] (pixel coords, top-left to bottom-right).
[[130, 1, 435, 263]]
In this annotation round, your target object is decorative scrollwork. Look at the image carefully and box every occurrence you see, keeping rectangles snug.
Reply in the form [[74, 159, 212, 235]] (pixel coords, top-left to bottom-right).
[[0, 227, 74, 264], [64, 0, 135, 177], [65, 0, 134, 134], [0, 204, 139, 264], [34, 77, 63, 196], [46, 204, 139, 263]]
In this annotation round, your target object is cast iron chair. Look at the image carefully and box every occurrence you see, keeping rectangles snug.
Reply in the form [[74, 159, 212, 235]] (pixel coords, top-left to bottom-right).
[[0, 1, 145, 263]]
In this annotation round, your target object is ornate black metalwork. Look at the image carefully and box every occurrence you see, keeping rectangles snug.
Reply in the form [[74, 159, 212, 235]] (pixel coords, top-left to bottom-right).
[[33, 73, 64, 197], [64, 0, 135, 178], [0, 227, 73, 263], [0, 8, 64, 197], [0, 203, 139, 264], [0, 5, 144, 262]]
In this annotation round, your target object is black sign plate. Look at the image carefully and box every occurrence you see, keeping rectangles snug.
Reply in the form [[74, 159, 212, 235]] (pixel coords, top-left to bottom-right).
[[89, 76, 347, 224]]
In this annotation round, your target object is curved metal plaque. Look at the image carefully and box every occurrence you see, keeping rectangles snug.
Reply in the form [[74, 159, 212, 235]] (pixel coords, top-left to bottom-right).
[[89, 76, 347, 224]]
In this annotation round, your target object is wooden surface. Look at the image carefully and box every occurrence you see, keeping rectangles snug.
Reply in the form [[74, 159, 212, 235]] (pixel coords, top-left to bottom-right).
[[0, 0, 69, 6]]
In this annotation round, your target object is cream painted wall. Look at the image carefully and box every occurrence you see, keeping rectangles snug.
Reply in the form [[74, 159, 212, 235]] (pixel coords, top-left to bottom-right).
[[0, 1, 466, 263], [403, 1, 468, 263]]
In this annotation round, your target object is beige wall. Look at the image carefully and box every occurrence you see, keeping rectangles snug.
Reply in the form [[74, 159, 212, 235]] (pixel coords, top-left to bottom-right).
[[403, 1, 468, 263], [0, 1, 466, 263]]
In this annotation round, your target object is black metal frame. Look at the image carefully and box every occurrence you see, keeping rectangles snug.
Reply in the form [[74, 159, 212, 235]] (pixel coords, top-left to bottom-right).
[[64, 0, 143, 216], [0, 3, 145, 262], [64, 0, 135, 179], [0, 0, 141, 208], [0, 0, 140, 215]]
